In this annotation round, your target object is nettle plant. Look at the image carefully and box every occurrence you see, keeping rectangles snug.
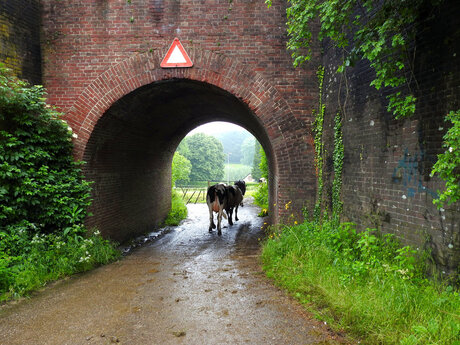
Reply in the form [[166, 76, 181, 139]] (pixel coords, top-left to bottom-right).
[[0, 65, 92, 237]]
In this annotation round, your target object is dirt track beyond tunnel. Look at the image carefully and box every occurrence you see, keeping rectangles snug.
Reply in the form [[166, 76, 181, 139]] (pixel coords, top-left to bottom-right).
[[0, 201, 349, 345]]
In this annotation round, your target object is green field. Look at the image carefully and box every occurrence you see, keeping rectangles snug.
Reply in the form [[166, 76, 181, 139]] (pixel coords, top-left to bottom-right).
[[223, 163, 252, 182]]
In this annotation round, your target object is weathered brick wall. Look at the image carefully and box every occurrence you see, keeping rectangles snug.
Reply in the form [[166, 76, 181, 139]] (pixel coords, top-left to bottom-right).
[[40, 0, 319, 241], [0, 0, 41, 84], [321, 0, 459, 273]]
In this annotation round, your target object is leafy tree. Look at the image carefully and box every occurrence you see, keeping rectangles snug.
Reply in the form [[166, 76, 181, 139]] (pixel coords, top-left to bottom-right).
[[240, 136, 255, 166], [178, 133, 225, 182], [252, 141, 262, 181], [259, 147, 268, 180], [171, 152, 191, 186], [215, 130, 252, 164], [0, 65, 91, 236]]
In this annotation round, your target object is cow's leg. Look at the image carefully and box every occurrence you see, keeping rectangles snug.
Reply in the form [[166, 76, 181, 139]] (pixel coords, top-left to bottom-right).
[[234, 204, 239, 222], [217, 209, 222, 235], [208, 204, 215, 232], [227, 207, 234, 226]]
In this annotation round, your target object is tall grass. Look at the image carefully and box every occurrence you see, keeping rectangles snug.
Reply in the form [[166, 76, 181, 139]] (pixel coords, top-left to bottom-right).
[[261, 220, 460, 345]]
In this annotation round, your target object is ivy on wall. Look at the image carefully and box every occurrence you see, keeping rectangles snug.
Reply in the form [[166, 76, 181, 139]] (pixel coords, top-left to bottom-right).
[[430, 110, 460, 208], [313, 65, 325, 221], [266, 0, 457, 210], [266, 0, 444, 119], [332, 111, 344, 221]]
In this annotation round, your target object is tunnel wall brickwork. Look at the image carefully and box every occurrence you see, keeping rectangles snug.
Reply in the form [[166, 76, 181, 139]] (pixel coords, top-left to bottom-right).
[[0, 0, 42, 84], [320, 0, 459, 273]]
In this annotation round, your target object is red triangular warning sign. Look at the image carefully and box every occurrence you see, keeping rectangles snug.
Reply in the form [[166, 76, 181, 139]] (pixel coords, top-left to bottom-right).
[[160, 38, 193, 68]]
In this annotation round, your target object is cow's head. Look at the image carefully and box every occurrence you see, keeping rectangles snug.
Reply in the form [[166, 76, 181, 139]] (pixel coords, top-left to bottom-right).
[[234, 180, 246, 195]]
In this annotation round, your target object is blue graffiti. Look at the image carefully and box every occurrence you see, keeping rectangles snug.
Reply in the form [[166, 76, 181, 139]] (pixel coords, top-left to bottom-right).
[[392, 148, 438, 199]]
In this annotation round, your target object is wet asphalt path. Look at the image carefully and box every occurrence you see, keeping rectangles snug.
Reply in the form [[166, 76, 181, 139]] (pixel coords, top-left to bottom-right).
[[0, 201, 348, 345]]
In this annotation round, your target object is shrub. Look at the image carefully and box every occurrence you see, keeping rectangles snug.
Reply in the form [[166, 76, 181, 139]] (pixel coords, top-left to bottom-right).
[[164, 189, 188, 226], [252, 181, 268, 216], [0, 65, 92, 235], [0, 65, 119, 301]]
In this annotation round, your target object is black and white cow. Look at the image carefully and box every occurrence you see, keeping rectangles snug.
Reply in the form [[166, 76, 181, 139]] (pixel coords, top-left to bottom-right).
[[225, 180, 246, 226], [206, 183, 228, 235]]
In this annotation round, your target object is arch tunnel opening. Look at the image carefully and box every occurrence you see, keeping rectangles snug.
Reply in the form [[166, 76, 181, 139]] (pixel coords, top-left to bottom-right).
[[83, 79, 277, 243]]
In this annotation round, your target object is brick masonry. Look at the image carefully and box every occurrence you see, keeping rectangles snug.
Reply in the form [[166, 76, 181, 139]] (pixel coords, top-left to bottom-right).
[[320, 0, 459, 273], [0, 0, 41, 84], [39, 0, 318, 241]]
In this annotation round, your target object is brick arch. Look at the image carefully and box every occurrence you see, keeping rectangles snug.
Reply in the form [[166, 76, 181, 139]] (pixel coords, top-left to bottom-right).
[[68, 48, 300, 161], [66, 48, 315, 240]]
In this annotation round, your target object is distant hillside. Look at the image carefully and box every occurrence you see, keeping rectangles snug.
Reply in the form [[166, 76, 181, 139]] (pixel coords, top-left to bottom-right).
[[214, 130, 254, 164]]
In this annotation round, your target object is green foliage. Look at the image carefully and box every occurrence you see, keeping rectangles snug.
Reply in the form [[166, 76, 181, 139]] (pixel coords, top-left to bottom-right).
[[275, 0, 446, 119], [0, 65, 119, 301], [332, 111, 344, 221], [262, 220, 459, 344], [164, 189, 188, 226], [172, 152, 191, 186], [177, 133, 225, 181], [431, 110, 460, 208], [251, 141, 262, 181], [0, 65, 92, 235], [313, 66, 325, 221], [252, 145, 268, 215], [240, 136, 256, 166], [0, 227, 120, 301], [253, 181, 268, 214], [259, 147, 268, 180]]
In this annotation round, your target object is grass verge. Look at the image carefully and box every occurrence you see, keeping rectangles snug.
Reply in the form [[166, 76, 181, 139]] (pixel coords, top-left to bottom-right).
[[261, 220, 460, 345]]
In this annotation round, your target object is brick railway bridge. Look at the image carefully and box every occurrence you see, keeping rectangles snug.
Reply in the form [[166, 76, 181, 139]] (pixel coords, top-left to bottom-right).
[[38, 0, 318, 242], [1, 0, 458, 272]]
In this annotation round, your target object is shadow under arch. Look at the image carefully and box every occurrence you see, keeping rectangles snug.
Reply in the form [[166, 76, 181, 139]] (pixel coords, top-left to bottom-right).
[[83, 79, 277, 241], [68, 48, 315, 242]]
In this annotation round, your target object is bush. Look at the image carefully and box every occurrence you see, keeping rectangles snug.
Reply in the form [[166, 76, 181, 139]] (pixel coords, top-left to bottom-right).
[[0, 65, 91, 235], [164, 189, 188, 226], [253, 182, 268, 215], [0, 227, 120, 301], [0, 66, 119, 301]]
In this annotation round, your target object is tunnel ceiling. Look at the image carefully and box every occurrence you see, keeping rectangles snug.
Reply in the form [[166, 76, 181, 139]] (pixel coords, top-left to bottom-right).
[[94, 78, 266, 150]]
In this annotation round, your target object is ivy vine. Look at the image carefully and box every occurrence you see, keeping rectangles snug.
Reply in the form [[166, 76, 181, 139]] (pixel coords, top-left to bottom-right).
[[430, 110, 460, 208], [313, 66, 325, 221], [266, 0, 457, 208], [266, 0, 447, 119], [332, 111, 344, 221]]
